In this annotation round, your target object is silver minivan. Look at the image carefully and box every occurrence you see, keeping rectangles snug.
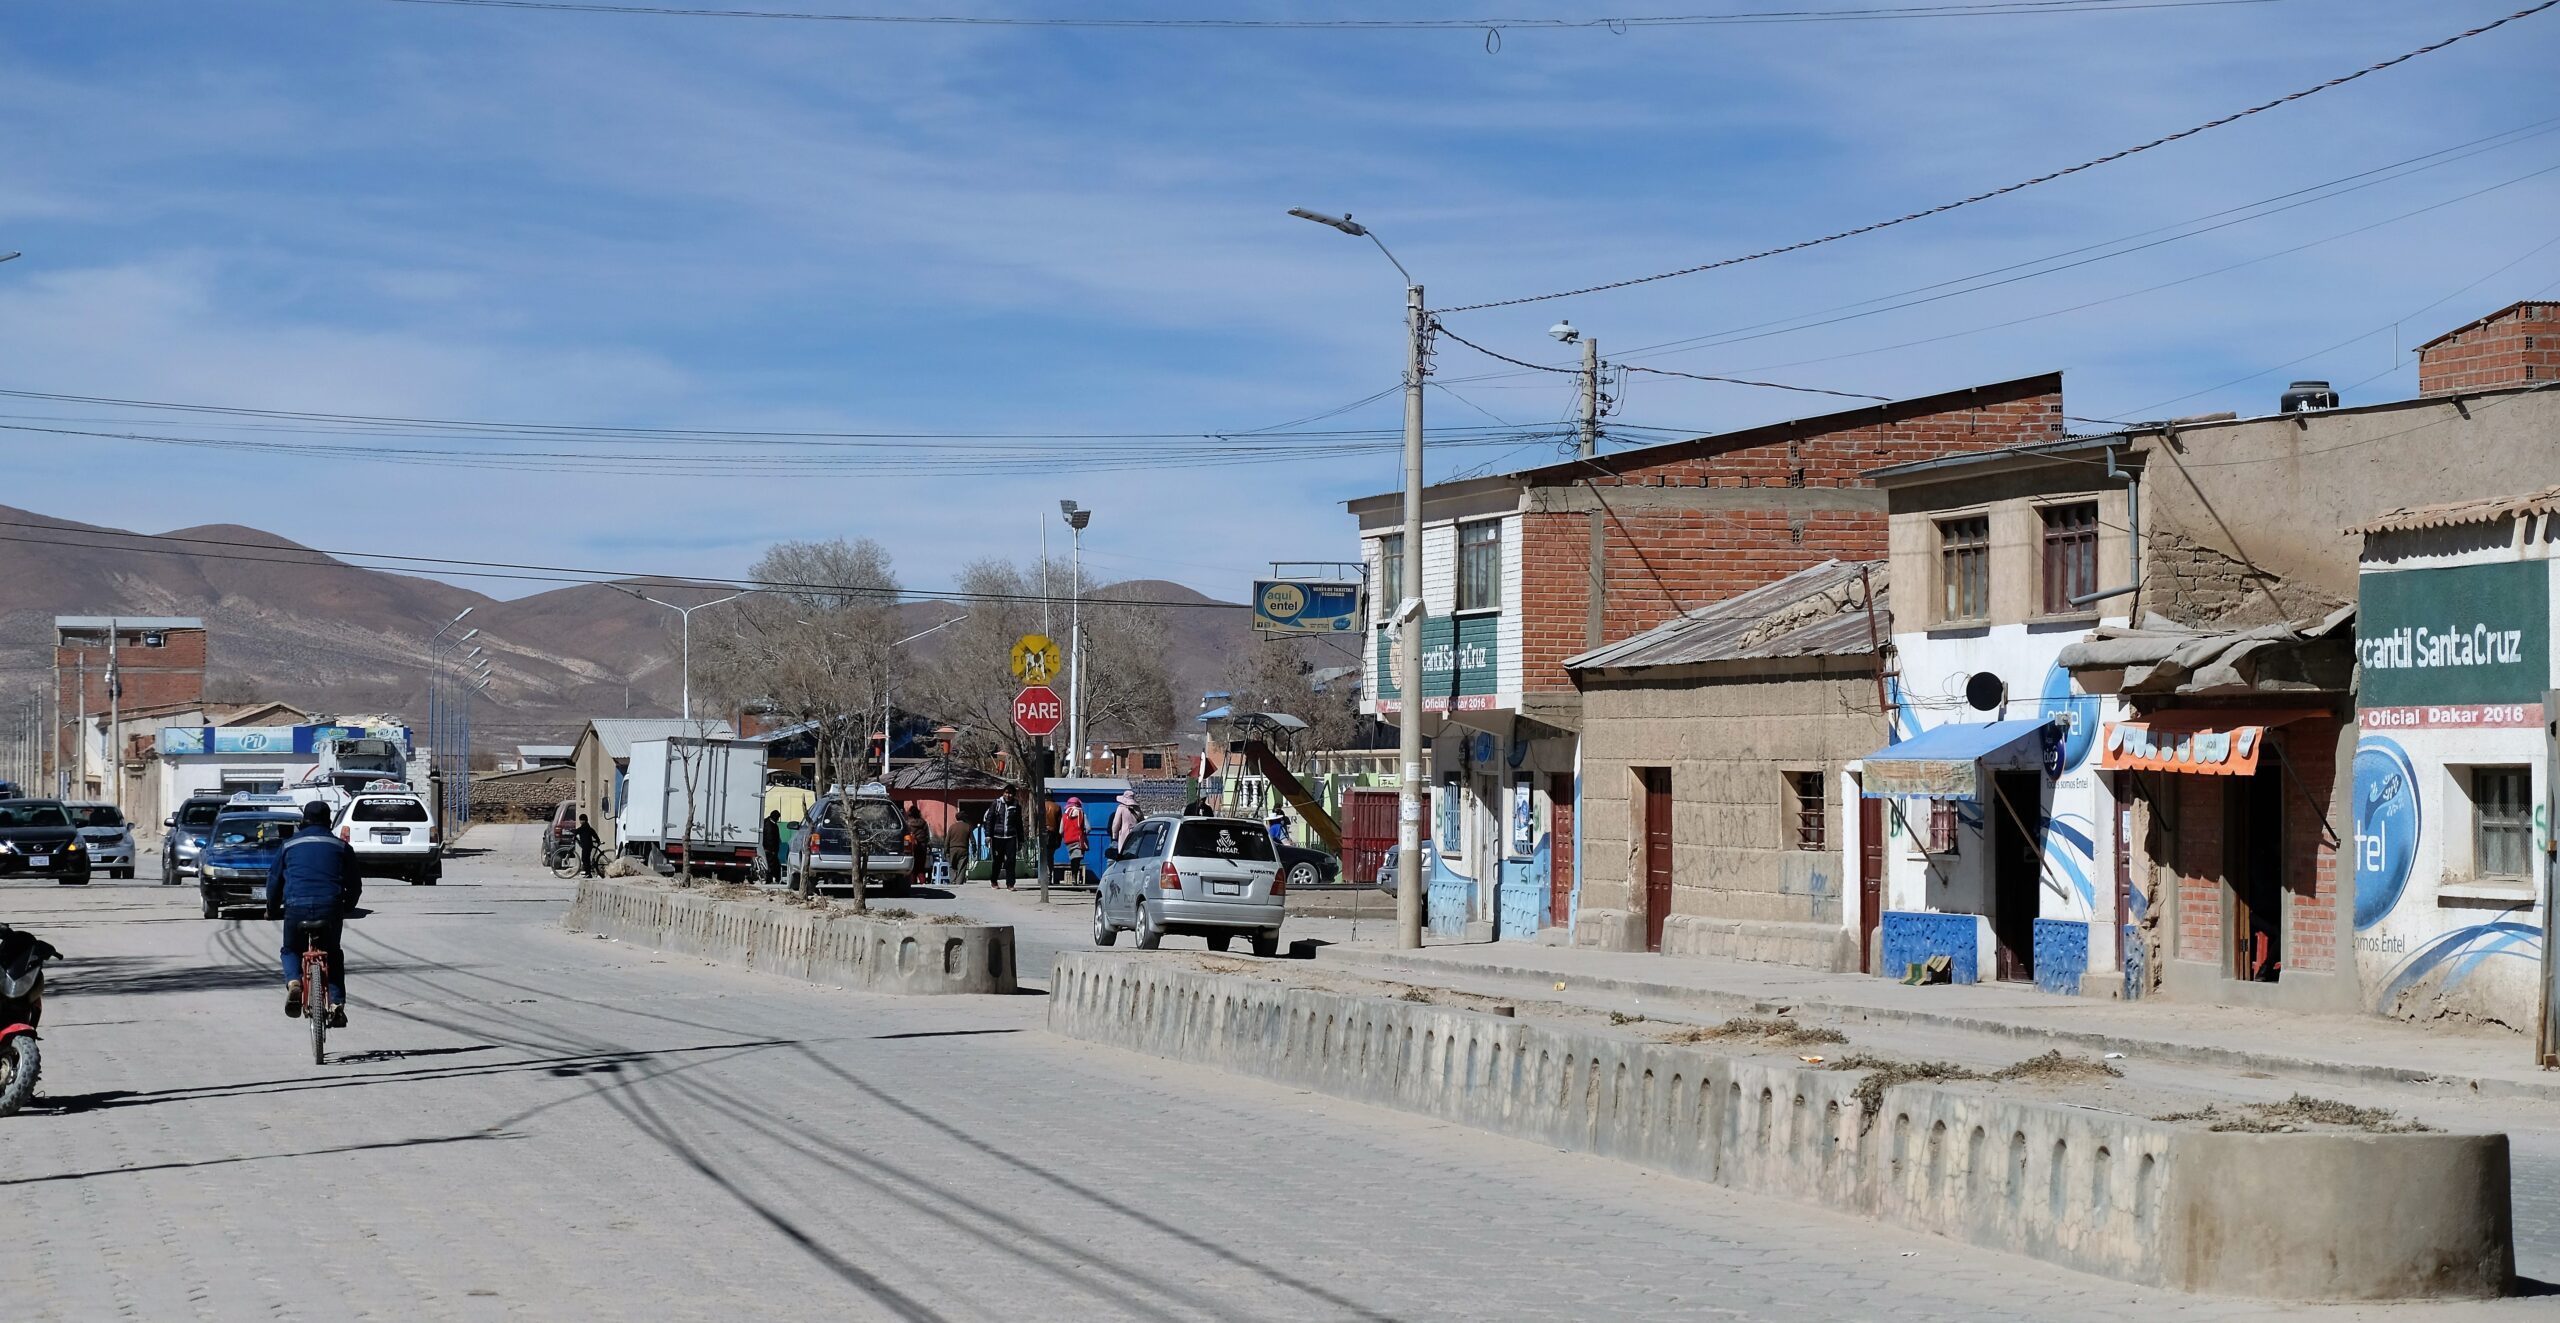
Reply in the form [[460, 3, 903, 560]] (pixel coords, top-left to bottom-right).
[[1093, 815, 1285, 956]]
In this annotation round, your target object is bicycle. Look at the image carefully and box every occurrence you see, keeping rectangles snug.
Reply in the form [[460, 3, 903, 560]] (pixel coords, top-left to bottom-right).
[[550, 843, 584, 880], [299, 933, 335, 1065]]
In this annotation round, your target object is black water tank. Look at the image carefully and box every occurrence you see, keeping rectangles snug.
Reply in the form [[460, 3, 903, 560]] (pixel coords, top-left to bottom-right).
[[2281, 380, 2338, 413]]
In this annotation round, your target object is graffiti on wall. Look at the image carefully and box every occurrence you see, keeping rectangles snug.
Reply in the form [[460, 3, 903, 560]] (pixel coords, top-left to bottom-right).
[[2350, 737, 2421, 929]]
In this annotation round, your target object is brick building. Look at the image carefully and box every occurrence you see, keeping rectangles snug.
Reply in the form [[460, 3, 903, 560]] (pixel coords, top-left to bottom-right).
[[2417, 299, 2560, 397], [1347, 372, 2065, 941], [51, 616, 207, 799]]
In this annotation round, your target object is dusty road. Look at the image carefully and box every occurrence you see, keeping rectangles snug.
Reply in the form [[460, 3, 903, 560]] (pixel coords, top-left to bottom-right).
[[1, 826, 2547, 1321]]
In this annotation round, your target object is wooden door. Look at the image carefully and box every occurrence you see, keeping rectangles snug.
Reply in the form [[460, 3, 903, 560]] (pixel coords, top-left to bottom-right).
[[1548, 772, 1576, 926], [1858, 795, 1885, 973], [1641, 768, 1673, 953]]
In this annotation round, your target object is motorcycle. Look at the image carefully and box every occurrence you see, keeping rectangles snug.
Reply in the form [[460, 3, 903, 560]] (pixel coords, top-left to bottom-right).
[[0, 924, 59, 1116]]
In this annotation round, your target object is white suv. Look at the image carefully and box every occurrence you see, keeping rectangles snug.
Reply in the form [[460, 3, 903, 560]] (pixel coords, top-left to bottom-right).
[[334, 793, 441, 885]]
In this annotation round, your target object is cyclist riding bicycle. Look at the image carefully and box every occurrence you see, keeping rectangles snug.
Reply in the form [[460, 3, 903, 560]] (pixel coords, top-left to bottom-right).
[[266, 799, 360, 1028]]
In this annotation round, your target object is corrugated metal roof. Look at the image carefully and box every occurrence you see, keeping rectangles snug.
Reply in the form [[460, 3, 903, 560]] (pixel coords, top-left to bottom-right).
[[1565, 560, 1888, 671], [580, 718, 736, 761], [2347, 484, 2560, 535]]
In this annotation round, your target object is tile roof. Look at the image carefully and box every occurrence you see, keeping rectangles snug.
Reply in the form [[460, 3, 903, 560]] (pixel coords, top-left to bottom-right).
[[2347, 484, 2560, 535]]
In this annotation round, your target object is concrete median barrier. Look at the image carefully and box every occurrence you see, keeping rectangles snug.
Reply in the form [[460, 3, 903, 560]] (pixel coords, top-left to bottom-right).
[[567, 877, 1015, 995], [1046, 953, 2512, 1301]]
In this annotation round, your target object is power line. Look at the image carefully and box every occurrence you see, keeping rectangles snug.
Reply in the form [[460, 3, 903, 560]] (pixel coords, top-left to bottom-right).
[[1436, 317, 1901, 401], [1619, 364, 1890, 401], [380, 0, 2297, 33], [0, 517, 1258, 612], [1435, 1, 2560, 313], [1712, 156, 2560, 377]]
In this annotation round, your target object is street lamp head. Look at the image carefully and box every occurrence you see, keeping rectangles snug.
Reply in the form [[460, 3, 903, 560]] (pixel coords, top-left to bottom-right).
[[0, 252, 19, 264], [1548, 320, 1580, 344], [458, 628, 479, 644], [1065, 509, 1091, 531], [1287, 208, 1367, 238], [1058, 499, 1079, 515], [450, 607, 474, 624]]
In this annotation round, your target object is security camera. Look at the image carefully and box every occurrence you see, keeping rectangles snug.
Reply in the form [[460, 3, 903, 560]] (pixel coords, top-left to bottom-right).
[[1548, 320, 1579, 344]]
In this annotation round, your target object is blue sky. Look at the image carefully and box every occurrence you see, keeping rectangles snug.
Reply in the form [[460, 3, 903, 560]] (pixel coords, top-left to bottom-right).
[[2, 0, 2553, 601]]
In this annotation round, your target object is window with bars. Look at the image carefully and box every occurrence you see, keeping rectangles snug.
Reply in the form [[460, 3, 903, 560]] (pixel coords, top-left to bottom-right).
[[1927, 800, 1960, 854], [1375, 534, 1403, 626], [2472, 767, 2531, 879], [2040, 503, 2100, 614], [1457, 520, 1502, 612], [1789, 771, 1826, 850], [1938, 516, 1990, 623]]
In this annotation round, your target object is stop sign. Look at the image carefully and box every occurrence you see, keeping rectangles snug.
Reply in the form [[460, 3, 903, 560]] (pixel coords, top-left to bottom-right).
[[1012, 685, 1063, 737]]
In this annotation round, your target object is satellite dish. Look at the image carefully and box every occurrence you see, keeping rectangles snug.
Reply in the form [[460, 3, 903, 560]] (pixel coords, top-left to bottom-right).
[[1964, 672, 2007, 712]]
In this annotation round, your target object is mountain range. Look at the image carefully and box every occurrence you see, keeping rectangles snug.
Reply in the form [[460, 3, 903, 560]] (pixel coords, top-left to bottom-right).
[[0, 505, 1261, 746]]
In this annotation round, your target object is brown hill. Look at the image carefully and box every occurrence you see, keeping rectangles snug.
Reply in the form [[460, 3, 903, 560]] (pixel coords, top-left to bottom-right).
[[0, 508, 1253, 745]]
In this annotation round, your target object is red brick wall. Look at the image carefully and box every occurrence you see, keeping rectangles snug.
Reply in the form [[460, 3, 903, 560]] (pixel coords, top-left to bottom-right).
[[54, 628, 209, 717], [1529, 383, 2063, 692], [2160, 715, 2342, 976], [2280, 718, 2341, 974], [2171, 772, 2223, 965], [2419, 301, 2560, 396]]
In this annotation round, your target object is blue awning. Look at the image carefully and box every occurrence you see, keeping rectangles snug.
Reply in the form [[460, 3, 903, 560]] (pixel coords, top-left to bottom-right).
[[1858, 718, 2056, 801]]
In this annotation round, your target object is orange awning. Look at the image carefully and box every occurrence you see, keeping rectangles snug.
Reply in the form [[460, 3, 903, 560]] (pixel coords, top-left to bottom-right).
[[2098, 710, 2316, 777]]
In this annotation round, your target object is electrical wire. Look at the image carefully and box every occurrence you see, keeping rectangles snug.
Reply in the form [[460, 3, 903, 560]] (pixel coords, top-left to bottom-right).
[[0, 516, 1259, 611], [379, 0, 2299, 32], [1711, 156, 2560, 376], [1435, 1, 2560, 313]]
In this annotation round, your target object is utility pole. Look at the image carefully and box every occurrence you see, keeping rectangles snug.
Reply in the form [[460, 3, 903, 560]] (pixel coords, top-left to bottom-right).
[[106, 617, 120, 816], [1291, 206, 1428, 951], [1396, 282, 1428, 951], [1578, 334, 1600, 458]]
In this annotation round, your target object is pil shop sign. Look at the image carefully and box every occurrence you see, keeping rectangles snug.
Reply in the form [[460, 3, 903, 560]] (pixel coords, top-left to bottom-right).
[[2356, 559, 2550, 711]]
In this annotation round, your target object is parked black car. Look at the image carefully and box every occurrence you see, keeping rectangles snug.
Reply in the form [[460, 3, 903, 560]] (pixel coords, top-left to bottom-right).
[[1275, 842, 1340, 890], [0, 800, 92, 885]]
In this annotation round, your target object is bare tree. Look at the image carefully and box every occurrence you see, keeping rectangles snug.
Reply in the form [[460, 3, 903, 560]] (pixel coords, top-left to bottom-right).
[[693, 538, 902, 909], [1222, 636, 1362, 751], [919, 555, 1176, 825]]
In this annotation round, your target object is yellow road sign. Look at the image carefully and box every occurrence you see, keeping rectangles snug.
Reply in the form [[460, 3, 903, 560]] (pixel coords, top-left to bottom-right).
[[1011, 633, 1062, 684]]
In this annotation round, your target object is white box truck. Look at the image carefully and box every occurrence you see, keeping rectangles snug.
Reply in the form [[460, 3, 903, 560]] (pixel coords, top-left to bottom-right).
[[618, 736, 767, 879]]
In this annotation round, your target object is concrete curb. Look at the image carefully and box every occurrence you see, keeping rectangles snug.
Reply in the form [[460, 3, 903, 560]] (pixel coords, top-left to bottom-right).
[[1316, 945, 2560, 1103], [566, 877, 1016, 995], [1051, 953, 2515, 1301]]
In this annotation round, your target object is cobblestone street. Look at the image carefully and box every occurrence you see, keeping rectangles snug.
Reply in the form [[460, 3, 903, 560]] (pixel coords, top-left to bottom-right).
[[0, 828, 2547, 1321]]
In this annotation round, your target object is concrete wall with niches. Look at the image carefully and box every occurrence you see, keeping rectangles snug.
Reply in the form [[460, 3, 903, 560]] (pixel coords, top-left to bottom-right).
[[1049, 954, 2512, 1300], [566, 877, 1015, 995]]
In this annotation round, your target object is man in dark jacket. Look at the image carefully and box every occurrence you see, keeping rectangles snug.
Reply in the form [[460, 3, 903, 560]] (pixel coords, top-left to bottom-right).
[[266, 800, 360, 1026], [984, 794, 1022, 891], [761, 810, 784, 884], [574, 813, 602, 878]]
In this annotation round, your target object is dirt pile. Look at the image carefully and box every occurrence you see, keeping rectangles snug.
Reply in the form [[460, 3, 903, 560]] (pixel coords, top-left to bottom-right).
[[1667, 1016, 1848, 1049], [2154, 1093, 2437, 1134]]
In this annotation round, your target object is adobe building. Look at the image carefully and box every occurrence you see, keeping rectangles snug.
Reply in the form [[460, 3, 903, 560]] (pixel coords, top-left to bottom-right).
[[1567, 560, 1891, 970], [1347, 372, 2065, 941]]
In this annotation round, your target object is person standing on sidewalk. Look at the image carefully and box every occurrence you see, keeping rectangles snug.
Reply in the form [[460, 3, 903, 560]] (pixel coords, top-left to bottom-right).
[[760, 809, 783, 884], [1109, 792, 1141, 852], [1059, 797, 1088, 884], [985, 793, 1023, 890]]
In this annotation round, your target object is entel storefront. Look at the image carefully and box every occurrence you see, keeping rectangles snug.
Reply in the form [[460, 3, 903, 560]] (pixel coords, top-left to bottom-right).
[[2349, 496, 2557, 1055]]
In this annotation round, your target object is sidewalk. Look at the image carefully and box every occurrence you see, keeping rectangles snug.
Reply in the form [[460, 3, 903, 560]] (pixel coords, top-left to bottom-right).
[[1310, 933, 2560, 1102]]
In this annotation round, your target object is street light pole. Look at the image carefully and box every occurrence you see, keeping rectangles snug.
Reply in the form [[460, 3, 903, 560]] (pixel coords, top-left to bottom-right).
[[1292, 207, 1428, 950], [1059, 502, 1092, 775], [620, 587, 759, 722]]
